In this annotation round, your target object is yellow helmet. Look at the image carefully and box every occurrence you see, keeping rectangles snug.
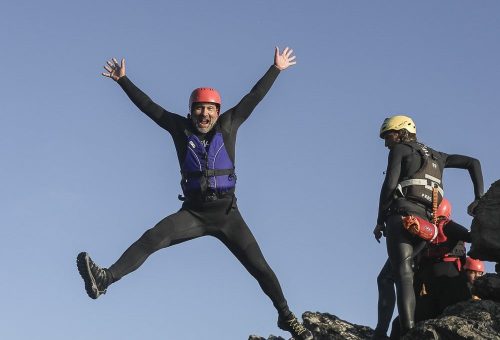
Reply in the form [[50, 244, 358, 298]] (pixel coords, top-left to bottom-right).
[[379, 115, 416, 138]]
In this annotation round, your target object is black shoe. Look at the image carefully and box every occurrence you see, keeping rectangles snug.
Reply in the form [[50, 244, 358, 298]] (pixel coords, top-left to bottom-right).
[[77, 252, 112, 299], [278, 313, 313, 340]]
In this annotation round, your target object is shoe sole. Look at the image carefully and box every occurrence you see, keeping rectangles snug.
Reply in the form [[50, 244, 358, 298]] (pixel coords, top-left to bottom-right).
[[76, 252, 101, 299]]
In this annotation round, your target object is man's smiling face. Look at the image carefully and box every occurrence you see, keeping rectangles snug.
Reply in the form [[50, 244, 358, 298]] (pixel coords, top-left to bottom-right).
[[190, 103, 219, 133]]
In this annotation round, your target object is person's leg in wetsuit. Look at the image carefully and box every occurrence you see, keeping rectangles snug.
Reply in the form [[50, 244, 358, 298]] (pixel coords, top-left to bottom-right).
[[78, 197, 311, 338], [107, 209, 209, 281], [413, 263, 436, 323], [214, 201, 290, 316], [87, 198, 291, 318], [374, 259, 395, 339], [76, 207, 208, 298], [78, 196, 312, 337], [385, 214, 426, 335], [373, 242, 427, 339]]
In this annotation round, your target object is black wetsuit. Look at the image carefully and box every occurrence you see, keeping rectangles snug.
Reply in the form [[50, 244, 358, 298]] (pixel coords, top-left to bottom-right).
[[384, 220, 471, 339], [376, 142, 483, 334], [106, 65, 291, 317]]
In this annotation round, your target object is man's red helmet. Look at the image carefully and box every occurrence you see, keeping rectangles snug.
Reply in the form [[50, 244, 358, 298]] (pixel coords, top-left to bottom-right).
[[436, 197, 452, 219], [189, 88, 221, 112], [464, 257, 485, 272]]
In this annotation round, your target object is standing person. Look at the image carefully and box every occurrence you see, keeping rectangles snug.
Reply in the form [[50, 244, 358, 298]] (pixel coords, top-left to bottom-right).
[[374, 115, 484, 336], [371, 198, 451, 339], [77, 47, 313, 340]]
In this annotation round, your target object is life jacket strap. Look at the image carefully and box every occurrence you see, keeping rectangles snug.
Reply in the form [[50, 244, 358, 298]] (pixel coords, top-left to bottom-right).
[[442, 256, 462, 272], [181, 168, 235, 179], [397, 179, 444, 196]]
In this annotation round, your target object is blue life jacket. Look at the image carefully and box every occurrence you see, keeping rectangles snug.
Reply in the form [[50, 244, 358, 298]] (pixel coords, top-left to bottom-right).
[[180, 130, 236, 195]]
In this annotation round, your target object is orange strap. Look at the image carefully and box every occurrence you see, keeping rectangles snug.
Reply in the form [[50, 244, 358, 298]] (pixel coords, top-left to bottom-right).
[[432, 186, 439, 224]]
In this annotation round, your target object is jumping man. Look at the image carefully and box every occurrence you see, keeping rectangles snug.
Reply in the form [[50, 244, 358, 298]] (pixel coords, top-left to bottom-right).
[[76, 47, 313, 340]]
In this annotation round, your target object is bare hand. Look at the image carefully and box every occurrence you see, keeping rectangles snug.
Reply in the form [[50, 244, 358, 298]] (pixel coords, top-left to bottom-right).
[[274, 47, 296, 70], [102, 58, 126, 81], [373, 224, 385, 243]]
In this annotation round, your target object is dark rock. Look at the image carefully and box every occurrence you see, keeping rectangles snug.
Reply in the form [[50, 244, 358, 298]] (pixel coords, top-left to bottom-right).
[[249, 312, 375, 340], [248, 336, 285, 340], [301, 311, 375, 339], [473, 273, 500, 302], [403, 300, 500, 340], [250, 276, 500, 339], [469, 179, 500, 262]]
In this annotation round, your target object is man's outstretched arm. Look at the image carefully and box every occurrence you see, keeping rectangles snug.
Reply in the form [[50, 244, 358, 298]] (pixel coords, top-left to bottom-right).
[[444, 154, 484, 216], [102, 58, 180, 132], [229, 47, 297, 127]]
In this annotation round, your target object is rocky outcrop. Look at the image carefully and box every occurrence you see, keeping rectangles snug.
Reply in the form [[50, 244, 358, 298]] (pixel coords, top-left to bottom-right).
[[249, 275, 500, 340], [403, 300, 500, 340], [473, 273, 500, 302], [469, 179, 500, 262], [249, 336, 286, 340], [301, 312, 375, 340], [248, 312, 375, 340]]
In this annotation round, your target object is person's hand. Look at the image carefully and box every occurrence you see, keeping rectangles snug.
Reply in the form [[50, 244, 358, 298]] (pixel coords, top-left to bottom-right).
[[102, 58, 126, 81], [373, 224, 385, 243], [274, 47, 296, 71], [467, 199, 480, 217]]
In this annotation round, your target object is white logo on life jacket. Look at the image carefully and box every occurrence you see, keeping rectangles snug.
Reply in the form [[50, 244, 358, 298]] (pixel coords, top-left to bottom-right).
[[420, 145, 431, 157], [424, 174, 442, 191], [432, 162, 437, 169], [422, 193, 432, 202], [189, 141, 196, 149]]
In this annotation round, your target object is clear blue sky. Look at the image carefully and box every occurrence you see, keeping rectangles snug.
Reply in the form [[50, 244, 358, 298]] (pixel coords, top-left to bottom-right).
[[1, 1, 499, 339]]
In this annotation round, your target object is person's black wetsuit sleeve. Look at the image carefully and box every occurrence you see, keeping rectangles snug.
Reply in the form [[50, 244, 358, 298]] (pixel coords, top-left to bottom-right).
[[443, 220, 472, 243], [116, 76, 183, 134], [377, 144, 411, 225], [444, 154, 484, 199], [221, 65, 281, 130]]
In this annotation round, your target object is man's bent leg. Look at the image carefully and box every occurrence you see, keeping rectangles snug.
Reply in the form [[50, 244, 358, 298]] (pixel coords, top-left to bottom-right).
[[108, 209, 206, 280]]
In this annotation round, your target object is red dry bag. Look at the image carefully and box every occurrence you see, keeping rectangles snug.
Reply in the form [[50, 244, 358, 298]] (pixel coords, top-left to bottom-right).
[[402, 215, 438, 242]]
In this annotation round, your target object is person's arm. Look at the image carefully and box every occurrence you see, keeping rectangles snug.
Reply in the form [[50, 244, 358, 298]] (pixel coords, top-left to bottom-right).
[[443, 220, 471, 243], [102, 58, 182, 133], [226, 47, 296, 128], [376, 144, 408, 226], [444, 154, 484, 215]]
